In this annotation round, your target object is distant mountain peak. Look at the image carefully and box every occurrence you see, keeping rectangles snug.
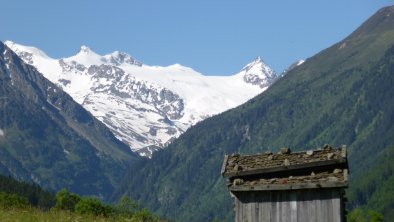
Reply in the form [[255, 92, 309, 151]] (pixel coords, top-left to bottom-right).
[[104, 50, 142, 66], [241, 56, 264, 72], [239, 57, 277, 88], [66, 45, 103, 67], [4, 40, 51, 62], [78, 45, 93, 54], [255, 56, 263, 62]]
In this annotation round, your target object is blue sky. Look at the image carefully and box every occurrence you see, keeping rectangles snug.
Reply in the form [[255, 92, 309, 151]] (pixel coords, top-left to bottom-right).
[[2, 0, 394, 75]]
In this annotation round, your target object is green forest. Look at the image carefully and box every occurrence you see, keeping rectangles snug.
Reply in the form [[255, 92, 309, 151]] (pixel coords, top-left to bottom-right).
[[0, 174, 165, 221]]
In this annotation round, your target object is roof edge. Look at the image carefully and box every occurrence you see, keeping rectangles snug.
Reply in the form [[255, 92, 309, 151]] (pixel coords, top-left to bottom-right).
[[229, 181, 348, 191], [223, 158, 347, 178], [221, 155, 229, 176]]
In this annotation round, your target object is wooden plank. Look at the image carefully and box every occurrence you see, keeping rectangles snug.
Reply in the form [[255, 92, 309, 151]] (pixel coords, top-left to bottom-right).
[[281, 191, 290, 222], [307, 190, 316, 222], [297, 190, 306, 222], [290, 191, 297, 222], [258, 200, 264, 222], [327, 190, 333, 222], [240, 200, 244, 222], [305, 190, 311, 222], [244, 200, 249, 222], [246, 193, 253, 222], [254, 193, 259, 222], [232, 189, 346, 222], [278, 192, 283, 222], [262, 192, 271, 222], [271, 192, 278, 222], [234, 197, 238, 222], [221, 154, 229, 176], [223, 158, 347, 178], [315, 190, 323, 222], [230, 181, 347, 191], [235, 196, 241, 222], [340, 191, 345, 222], [304, 190, 310, 222], [332, 190, 341, 222], [276, 195, 281, 222], [322, 190, 330, 222]]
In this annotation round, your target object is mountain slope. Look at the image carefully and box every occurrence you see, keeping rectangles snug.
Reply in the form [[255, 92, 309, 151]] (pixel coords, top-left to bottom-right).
[[113, 6, 394, 221], [0, 41, 136, 198], [5, 42, 278, 156]]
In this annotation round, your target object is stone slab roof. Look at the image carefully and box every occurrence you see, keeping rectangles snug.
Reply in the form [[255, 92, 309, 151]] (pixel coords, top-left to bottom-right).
[[222, 145, 347, 178], [221, 145, 348, 191], [229, 169, 348, 191]]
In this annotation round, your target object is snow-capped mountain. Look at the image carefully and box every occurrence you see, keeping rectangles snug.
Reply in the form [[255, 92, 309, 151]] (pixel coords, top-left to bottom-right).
[[239, 56, 277, 88], [5, 41, 279, 157]]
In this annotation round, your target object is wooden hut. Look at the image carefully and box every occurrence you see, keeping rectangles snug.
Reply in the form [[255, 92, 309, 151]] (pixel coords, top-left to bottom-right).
[[221, 145, 348, 222]]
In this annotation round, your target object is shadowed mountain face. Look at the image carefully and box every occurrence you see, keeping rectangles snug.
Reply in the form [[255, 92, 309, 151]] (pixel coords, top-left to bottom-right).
[[0, 42, 136, 198], [113, 6, 394, 221]]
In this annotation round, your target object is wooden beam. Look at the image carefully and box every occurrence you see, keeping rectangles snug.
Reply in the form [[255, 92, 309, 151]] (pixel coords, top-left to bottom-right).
[[341, 147, 347, 158], [223, 158, 347, 178], [229, 181, 348, 191], [221, 155, 229, 176], [343, 169, 348, 182]]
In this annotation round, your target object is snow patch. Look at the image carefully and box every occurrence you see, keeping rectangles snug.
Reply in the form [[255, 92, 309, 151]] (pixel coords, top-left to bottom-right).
[[0, 129, 4, 137]]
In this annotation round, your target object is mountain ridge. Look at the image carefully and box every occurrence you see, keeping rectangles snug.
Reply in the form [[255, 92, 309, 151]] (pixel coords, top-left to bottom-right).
[[5, 41, 280, 156]]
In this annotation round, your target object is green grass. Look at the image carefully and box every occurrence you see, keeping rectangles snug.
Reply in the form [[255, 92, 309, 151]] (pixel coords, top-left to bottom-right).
[[0, 207, 166, 222], [0, 208, 114, 222]]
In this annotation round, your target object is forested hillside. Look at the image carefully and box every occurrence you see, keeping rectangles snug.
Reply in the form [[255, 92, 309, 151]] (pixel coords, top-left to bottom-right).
[[0, 41, 137, 198], [0, 174, 55, 209], [113, 6, 394, 221]]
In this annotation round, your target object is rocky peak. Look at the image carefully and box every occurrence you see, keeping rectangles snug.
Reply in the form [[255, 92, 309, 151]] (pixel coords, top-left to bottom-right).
[[78, 45, 93, 54], [240, 57, 277, 88], [241, 57, 263, 72], [105, 51, 142, 66]]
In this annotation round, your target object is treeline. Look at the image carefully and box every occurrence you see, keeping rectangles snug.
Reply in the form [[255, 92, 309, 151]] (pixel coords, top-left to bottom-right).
[[348, 208, 383, 222], [53, 188, 164, 221], [0, 174, 55, 209], [0, 174, 165, 221]]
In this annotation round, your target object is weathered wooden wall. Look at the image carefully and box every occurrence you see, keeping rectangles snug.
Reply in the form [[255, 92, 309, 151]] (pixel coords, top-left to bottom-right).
[[233, 189, 345, 222]]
